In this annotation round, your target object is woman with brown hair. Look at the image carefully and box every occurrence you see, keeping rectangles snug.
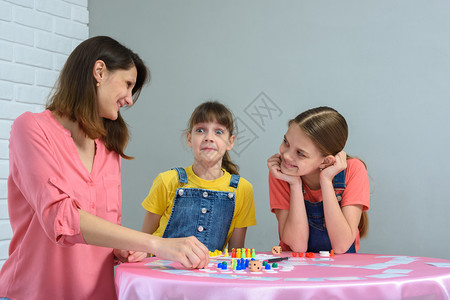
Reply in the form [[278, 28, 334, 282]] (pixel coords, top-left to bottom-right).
[[0, 36, 208, 300]]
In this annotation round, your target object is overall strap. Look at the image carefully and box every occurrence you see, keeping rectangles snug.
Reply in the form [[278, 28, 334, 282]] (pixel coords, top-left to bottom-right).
[[332, 170, 346, 191], [172, 167, 188, 184], [229, 174, 241, 188]]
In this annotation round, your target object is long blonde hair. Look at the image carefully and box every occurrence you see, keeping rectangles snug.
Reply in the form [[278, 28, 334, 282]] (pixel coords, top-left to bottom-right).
[[187, 101, 239, 175], [290, 106, 368, 237]]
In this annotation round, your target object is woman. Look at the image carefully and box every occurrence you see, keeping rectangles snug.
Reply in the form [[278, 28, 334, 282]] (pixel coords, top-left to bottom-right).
[[0, 36, 208, 300]]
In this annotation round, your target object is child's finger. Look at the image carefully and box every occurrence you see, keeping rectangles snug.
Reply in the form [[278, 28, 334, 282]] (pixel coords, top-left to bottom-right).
[[128, 251, 147, 262]]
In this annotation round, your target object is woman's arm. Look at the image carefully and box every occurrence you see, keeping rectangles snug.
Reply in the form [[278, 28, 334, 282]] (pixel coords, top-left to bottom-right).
[[79, 210, 209, 268]]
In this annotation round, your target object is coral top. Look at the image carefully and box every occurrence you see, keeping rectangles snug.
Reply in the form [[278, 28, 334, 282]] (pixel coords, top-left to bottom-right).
[[0, 110, 121, 299], [269, 158, 370, 252]]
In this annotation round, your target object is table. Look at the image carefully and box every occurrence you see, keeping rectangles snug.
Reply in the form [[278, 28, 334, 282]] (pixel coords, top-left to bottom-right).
[[115, 252, 450, 299]]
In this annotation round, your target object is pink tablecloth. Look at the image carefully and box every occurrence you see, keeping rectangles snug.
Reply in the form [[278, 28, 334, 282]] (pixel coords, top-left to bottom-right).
[[115, 252, 450, 299]]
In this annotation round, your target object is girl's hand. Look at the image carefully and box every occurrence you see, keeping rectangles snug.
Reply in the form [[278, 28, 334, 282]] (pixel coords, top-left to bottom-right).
[[267, 153, 302, 186], [114, 249, 148, 263], [152, 236, 209, 269], [320, 150, 347, 182]]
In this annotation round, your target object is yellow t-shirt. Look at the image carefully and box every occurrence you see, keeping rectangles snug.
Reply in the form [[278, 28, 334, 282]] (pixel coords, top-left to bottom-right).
[[142, 166, 256, 249]]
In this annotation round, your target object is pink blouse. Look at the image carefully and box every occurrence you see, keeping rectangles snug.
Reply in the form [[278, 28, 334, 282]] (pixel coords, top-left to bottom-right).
[[0, 110, 122, 299]]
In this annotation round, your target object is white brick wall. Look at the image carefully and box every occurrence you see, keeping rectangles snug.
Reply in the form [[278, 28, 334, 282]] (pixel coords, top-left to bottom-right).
[[0, 0, 88, 270]]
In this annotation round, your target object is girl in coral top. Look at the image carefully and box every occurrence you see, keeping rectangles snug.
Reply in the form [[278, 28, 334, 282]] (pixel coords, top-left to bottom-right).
[[268, 106, 370, 254], [0, 36, 208, 300]]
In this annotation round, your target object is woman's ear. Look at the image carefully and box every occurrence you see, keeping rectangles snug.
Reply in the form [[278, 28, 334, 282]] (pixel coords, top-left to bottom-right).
[[320, 155, 336, 170], [93, 60, 107, 83]]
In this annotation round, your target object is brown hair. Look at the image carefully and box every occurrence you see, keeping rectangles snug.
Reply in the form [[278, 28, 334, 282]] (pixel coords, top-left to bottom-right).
[[46, 36, 149, 159], [290, 106, 368, 237], [187, 101, 239, 175]]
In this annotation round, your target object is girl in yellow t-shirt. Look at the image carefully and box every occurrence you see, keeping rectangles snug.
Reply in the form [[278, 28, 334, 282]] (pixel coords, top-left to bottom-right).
[[142, 101, 256, 251]]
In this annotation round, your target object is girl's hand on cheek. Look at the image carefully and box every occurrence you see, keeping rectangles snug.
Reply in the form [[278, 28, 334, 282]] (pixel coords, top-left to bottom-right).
[[320, 150, 347, 182], [267, 153, 282, 175], [267, 154, 302, 186]]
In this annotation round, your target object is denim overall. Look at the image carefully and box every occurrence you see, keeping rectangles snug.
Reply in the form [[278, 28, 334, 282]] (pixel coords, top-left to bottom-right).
[[162, 168, 239, 251], [305, 170, 356, 253]]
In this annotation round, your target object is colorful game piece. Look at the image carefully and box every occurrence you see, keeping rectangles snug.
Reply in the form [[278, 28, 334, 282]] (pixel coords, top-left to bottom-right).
[[305, 252, 315, 258], [265, 264, 271, 270], [292, 252, 298, 257], [272, 262, 278, 268], [330, 250, 335, 257]]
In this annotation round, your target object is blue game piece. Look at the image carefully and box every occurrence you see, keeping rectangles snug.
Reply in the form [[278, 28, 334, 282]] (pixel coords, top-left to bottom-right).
[[265, 264, 271, 270]]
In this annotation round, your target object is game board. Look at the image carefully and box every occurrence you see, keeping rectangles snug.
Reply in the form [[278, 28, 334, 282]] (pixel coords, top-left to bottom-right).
[[115, 251, 450, 300]]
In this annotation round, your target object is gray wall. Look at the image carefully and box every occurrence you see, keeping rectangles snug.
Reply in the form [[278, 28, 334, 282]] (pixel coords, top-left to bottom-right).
[[89, 1, 450, 259]]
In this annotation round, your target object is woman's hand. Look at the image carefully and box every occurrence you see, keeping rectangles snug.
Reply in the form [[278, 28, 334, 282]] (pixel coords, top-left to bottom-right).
[[320, 150, 347, 182], [114, 249, 148, 263], [267, 153, 302, 186], [151, 236, 209, 269]]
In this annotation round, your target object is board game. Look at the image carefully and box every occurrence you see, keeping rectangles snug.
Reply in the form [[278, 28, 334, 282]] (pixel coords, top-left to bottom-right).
[[115, 249, 450, 299]]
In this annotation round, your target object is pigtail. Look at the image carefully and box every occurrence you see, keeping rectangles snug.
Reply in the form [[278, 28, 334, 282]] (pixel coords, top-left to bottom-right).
[[358, 212, 369, 238], [222, 151, 239, 175], [347, 154, 369, 238]]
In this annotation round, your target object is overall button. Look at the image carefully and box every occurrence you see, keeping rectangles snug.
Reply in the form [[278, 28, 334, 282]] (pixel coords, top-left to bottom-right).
[[178, 189, 184, 196], [228, 193, 234, 199], [336, 195, 342, 201], [201, 208, 207, 214], [197, 226, 204, 232], [203, 191, 208, 198]]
